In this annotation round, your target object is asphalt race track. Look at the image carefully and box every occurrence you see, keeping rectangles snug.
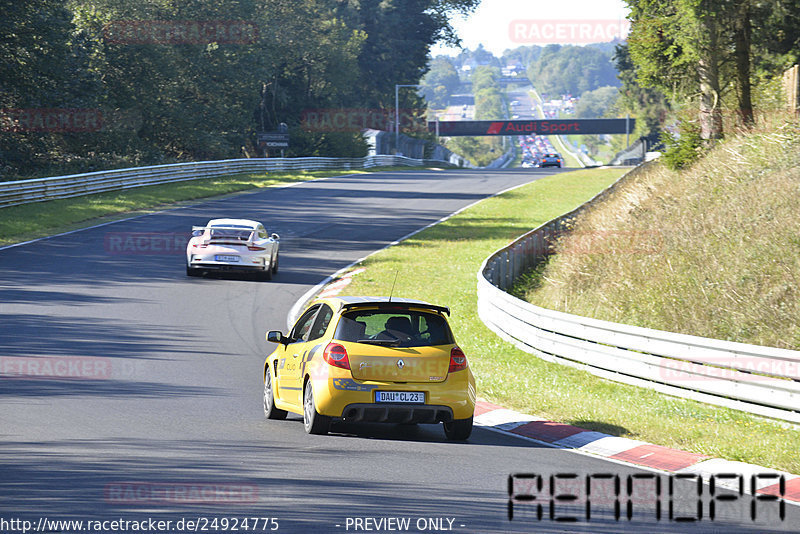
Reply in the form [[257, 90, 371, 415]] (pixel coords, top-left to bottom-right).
[[1, 168, 796, 533]]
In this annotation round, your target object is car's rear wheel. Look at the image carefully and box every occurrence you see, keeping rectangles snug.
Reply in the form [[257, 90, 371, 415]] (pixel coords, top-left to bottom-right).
[[186, 265, 201, 277], [271, 252, 279, 274], [259, 262, 272, 281], [303, 380, 330, 435], [263, 368, 287, 420], [443, 416, 473, 440]]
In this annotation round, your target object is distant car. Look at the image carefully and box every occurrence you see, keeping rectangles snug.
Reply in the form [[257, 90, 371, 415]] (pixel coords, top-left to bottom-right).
[[186, 218, 279, 279], [540, 153, 563, 168], [263, 296, 476, 440]]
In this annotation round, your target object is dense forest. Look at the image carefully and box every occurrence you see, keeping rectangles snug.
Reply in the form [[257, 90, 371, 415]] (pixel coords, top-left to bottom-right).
[[0, 0, 479, 180]]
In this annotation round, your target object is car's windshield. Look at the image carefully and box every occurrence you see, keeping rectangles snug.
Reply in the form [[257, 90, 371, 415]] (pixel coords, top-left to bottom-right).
[[335, 310, 454, 348]]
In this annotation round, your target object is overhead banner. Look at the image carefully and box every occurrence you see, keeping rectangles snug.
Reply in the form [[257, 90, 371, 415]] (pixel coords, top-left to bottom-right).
[[429, 118, 635, 136]]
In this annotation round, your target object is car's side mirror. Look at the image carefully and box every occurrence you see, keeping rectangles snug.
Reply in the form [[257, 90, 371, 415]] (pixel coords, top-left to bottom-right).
[[267, 331, 285, 344], [271, 233, 280, 240]]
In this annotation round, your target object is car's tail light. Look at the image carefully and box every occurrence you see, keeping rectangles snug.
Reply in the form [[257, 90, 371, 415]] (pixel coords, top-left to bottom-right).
[[248, 245, 266, 251], [448, 346, 468, 373], [323, 343, 350, 370]]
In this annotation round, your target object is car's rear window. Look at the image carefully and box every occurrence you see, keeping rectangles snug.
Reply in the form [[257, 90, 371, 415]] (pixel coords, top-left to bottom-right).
[[209, 228, 253, 240], [335, 310, 454, 347]]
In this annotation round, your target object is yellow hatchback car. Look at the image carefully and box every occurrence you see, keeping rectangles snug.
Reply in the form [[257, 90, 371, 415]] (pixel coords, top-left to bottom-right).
[[263, 296, 476, 439]]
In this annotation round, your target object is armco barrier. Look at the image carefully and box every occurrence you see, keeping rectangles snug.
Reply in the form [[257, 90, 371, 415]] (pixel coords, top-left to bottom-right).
[[477, 163, 800, 423], [0, 155, 458, 209]]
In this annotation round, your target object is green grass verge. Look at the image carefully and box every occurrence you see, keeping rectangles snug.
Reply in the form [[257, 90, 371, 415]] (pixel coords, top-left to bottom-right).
[[565, 133, 621, 164], [550, 136, 583, 168], [331, 166, 800, 474], [0, 166, 443, 247]]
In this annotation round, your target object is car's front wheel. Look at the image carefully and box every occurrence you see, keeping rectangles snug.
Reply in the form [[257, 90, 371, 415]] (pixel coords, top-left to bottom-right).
[[443, 416, 473, 440], [263, 368, 287, 420], [303, 380, 330, 435]]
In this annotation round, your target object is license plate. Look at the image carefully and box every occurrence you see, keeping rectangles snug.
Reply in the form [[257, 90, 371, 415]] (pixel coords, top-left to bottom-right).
[[215, 255, 240, 262], [375, 391, 425, 404]]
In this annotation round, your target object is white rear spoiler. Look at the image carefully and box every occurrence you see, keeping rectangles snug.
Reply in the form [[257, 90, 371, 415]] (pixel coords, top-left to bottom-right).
[[191, 225, 278, 242], [193, 225, 256, 232], [193, 226, 256, 245]]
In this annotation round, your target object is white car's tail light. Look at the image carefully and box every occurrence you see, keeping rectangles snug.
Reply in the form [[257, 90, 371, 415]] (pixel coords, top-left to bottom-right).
[[248, 245, 266, 251], [323, 343, 350, 370]]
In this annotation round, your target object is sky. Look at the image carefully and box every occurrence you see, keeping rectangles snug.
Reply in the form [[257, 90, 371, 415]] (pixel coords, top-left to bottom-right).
[[432, 0, 631, 56]]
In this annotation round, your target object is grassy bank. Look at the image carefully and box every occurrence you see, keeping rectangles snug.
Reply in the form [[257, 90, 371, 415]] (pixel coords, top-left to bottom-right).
[[331, 165, 800, 473], [0, 167, 436, 247], [520, 123, 800, 351]]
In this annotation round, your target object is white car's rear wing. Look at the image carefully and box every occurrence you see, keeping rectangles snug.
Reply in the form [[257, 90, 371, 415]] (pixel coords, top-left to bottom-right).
[[194, 225, 256, 246]]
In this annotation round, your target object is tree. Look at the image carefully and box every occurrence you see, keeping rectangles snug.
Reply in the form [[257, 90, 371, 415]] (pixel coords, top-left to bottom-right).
[[575, 86, 620, 118], [624, 0, 800, 141], [527, 44, 620, 97], [625, 0, 723, 140], [2, 0, 482, 178], [0, 0, 98, 177], [502, 46, 543, 71], [612, 42, 671, 140], [421, 57, 461, 108]]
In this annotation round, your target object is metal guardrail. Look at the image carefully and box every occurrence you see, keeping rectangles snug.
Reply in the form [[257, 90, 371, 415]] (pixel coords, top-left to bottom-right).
[[0, 155, 457, 209], [477, 163, 800, 423], [486, 146, 516, 169]]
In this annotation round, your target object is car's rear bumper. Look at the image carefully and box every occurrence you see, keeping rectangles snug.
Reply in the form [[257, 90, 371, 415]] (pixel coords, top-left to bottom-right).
[[341, 403, 454, 424], [310, 366, 476, 420], [190, 263, 264, 272]]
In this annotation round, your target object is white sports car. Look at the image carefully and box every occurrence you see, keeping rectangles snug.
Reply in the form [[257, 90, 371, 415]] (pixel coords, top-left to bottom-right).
[[186, 218, 280, 280]]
